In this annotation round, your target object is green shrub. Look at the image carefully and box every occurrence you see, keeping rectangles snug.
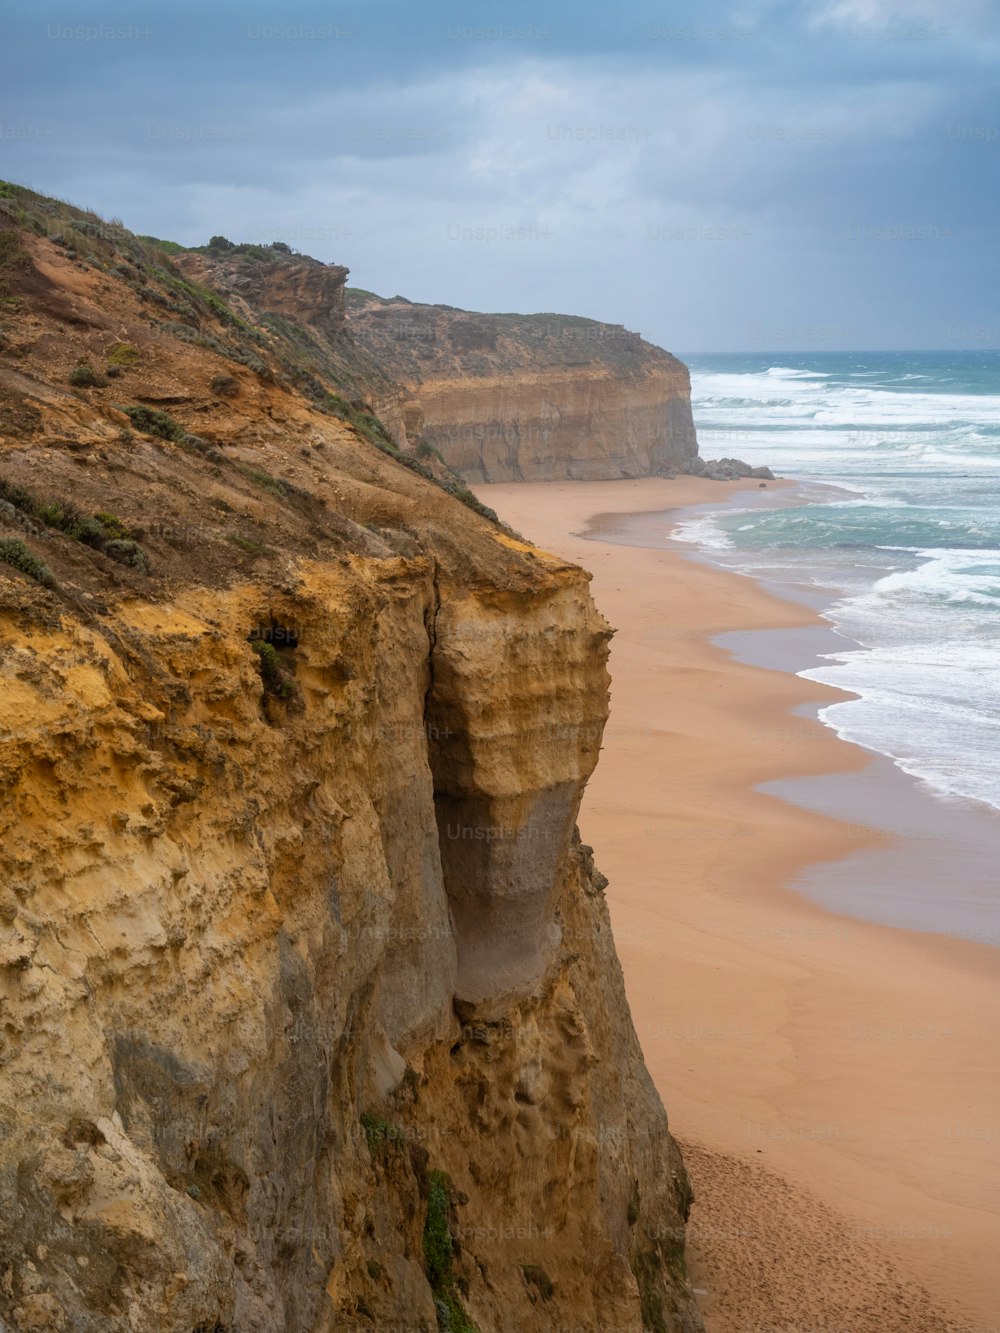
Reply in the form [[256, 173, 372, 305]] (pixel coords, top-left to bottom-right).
[[66, 514, 109, 546], [250, 639, 296, 702], [361, 1113, 404, 1155], [424, 1171, 454, 1293], [122, 404, 185, 441], [0, 479, 147, 572], [161, 321, 231, 358], [322, 394, 398, 450], [353, 411, 394, 447], [68, 363, 106, 388], [94, 511, 130, 539], [414, 438, 441, 461], [0, 478, 37, 514], [422, 1170, 477, 1332], [442, 481, 499, 524], [0, 228, 29, 285], [155, 270, 246, 330], [324, 392, 353, 420], [0, 538, 55, 586], [137, 235, 187, 255], [32, 499, 100, 544], [106, 341, 139, 367], [103, 539, 149, 573], [210, 373, 239, 397]]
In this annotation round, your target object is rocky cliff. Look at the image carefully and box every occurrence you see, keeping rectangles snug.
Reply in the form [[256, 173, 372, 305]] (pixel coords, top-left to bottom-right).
[[344, 293, 699, 483], [0, 185, 700, 1330], [169, 247, 700, 485]]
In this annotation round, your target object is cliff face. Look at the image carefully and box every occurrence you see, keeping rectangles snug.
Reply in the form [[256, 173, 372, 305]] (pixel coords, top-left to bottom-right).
[[177, 249, 350, 334], [168, 243, 699, 485], [345, 295, 699, 482], [0, 187, 700, 1331]]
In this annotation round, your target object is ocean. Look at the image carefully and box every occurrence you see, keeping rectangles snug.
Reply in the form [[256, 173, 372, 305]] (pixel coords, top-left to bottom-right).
[[677, 351, 1000, 818]]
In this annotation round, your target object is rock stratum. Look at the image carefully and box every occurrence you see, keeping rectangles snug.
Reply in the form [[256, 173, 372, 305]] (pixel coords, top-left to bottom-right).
[[0, 189, 701, 1329], [342, 293, 699, 483]]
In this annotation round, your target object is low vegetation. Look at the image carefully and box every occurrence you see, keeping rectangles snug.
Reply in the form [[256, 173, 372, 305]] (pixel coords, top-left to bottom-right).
[[68, 363, 106, 388], [0, 477, 149, 573], [423, 1170, 478, 1333], [249, 638, 297, 703], [102, 539, 149, 572], [414, 437, 444, 462], [228, 533, 267, 556], [0, 537, 56, 587], [210, 373, 239, 397], [0, 226, 29, 296], [360, 1112, 404, 1155], [0, 183, 276, 378], [106, 340, 140, 367], [322, 392, 398, 451], [122, 404, 186, 442], [235, 463, 313, 504], [439, 478, 500, 524]]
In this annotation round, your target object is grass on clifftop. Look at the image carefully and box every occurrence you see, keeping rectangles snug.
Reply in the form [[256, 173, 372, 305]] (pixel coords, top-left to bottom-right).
[[0, 182, 273, 375], [1, 181, 509, 539]]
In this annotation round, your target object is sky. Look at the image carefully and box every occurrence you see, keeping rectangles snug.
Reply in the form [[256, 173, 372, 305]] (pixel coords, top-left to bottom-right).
[[2, 0, 998, 352]]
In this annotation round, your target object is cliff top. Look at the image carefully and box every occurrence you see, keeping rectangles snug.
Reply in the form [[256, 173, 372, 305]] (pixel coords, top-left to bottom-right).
[[0, 181, 572, 608], [345, 286, 687, 383]]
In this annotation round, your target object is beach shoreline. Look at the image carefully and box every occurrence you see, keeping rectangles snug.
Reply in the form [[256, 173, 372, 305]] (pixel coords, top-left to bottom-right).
[[477, 476, 1000, 1333]]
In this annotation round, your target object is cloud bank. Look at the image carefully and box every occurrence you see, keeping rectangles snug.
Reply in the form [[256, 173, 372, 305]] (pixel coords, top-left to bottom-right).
[[3, 0, 996, 349]]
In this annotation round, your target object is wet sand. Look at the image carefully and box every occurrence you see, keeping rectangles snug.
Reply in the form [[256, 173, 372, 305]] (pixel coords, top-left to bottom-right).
[[479, 476, 1000, 1333]]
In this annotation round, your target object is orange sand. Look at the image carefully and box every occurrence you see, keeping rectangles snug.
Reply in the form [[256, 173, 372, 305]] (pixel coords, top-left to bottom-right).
[[480, 477, 1000, 1333]]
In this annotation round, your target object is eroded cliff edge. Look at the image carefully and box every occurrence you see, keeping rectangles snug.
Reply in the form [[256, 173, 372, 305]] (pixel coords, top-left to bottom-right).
[[0, 188, 701, 1330], [345, 292, 699, 483], [169, 244, 699, 483]]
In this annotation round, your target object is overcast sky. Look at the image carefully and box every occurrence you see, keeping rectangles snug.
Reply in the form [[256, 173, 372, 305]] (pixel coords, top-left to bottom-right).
[[3, 0, 997, 351]]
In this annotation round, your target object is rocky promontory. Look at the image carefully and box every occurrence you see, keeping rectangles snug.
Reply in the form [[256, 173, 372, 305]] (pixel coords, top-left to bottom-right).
[[0, 185, 701, 1331], [172, 240, 767, 487], [345, 291, 700, 482]]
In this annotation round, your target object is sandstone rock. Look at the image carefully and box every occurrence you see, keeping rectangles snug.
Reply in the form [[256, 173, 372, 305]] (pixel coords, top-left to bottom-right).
[[0, 190, 702, 1332], [345, 294, 699, 482], [177, 251, 349, 336]]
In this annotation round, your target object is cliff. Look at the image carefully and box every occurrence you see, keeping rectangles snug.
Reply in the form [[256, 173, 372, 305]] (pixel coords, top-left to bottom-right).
[[169, 247, 700, 485], [344, 293, 699, 482], [0, 185, 701, 1330]]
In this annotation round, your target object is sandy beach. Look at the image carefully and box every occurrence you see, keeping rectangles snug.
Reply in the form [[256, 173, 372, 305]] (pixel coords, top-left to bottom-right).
[[478, 477, 1000, 1333]]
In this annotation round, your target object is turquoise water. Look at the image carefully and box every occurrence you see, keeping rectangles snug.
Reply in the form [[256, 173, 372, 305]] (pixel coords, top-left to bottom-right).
[[678, 352, 1000, 813]]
